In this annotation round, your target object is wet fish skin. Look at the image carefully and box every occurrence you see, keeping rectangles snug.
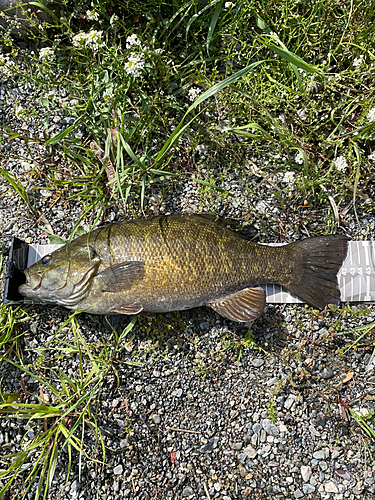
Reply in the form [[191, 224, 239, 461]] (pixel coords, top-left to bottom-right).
[[18, 214, 349, 321]]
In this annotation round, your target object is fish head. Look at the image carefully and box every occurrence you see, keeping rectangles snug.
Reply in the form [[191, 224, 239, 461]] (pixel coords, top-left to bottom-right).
[[18, 241, 101, 308]]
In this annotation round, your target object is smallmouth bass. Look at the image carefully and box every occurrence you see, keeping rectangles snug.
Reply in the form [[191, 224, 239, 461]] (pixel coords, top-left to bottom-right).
[[19, 214, 349, 322]]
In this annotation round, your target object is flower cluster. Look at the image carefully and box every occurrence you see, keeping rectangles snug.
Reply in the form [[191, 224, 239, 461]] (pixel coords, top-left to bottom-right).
[[86, 10, 99, 21], [333, 155, 348, 172], [225, 2, 235, 8], [39, 47, 55, 62], [0, 54, 16, 76], [126, 34, 142, 49], [368, 151, 375, 162], [103, 88, 113, 101], [188, 87, 201, 102], [72, 30, 103, 51], [124, 52, 145, 77], [294, 152, 304, 165], [283, 171, 296, 187], [110, 13, 119, 26], [367, 107, 375, 122], [353, 55, 364, 67]]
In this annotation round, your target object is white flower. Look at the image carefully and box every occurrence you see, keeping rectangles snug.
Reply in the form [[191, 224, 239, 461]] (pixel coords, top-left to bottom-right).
[[0, 54, 16, 76], [333, 155, 348, 172], [353, 55, 364, 67], [85, 30, 103, 50], [103, 88, 113, 101], [154, 48, 163, 54], [368, 151, 375, 161], [39, 47, 54, 62], [72, 30, 103, 50], [110, 14, 119, 26], [294, 152, 304, 165], [367, 107, 375, 122], [124, 52, 145, 77], [188, 87, 201, 102], [225, 2, 235, 7], [86, 10, 99, 21], [126, 34, 141, 49], [283, 171, 296, 187]]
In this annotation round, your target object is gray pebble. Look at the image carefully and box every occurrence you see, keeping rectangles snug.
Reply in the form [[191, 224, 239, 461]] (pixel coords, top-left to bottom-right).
[[182, 486, 194, 497], [231, 441, 243, 450], [151, 414, 161, 424], [262, 419, 279, 436], [113, 465, 123, 475], [321, 367, 334, 379], [294, 489, 304, 499], [313, 450, 325, 460], [251, 358, 264, 368], [303, 484, 316, 494]]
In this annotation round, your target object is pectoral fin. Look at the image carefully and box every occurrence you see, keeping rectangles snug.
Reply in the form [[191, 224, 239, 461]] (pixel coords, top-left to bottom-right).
[[208, 287, 266, 322], [112, 302, 144, 315], [98, 261, 145, 292]]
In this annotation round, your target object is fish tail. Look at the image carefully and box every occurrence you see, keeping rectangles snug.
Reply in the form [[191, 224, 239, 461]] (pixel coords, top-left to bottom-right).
[[283, 235, 349, 309]]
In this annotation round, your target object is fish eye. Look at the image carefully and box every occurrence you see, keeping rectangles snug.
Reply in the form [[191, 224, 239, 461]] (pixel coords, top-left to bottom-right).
[[42, 255, 53, 266]]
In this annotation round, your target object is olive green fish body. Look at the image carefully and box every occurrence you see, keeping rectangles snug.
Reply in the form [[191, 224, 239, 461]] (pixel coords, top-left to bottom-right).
[[19, 215, 349, 322]]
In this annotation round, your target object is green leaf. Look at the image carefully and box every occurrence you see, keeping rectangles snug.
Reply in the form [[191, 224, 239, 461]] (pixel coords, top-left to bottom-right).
[[258, 37, 320, 74], [207, 0, 223, 55], [154, 60, 264, 165], [45, 117, 84, 146], [48, 234, 67, 245]]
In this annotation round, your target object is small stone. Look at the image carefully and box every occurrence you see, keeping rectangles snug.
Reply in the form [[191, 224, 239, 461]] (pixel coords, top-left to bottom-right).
[[294, 489, 303, 499], [321, 367, 334, 379], [309, 425, 320, 437], [251, 358, 264, 368], [319, 461, 328, 471], [301, 465, 312, 482], [200, 437, 219, 453], [200, 321, 210, 330], [182, 486, 194, 497], [266, 377, 278, 386], [335, 469, 351, 481], [324, 481, 338, 493], [231, 442, 243, 450], [113, 465, 123, 475], [313, 450, 325, 460], [238, 463, 247, 477], [284, 394, 297, 410], [319, 460, 328, 472], [303, 484, 316, 494], [316, 415, 326, 427], [262, 419, 279, 436], [151, 414, 161, 424], [253, 423, 262, 434], [279, 423, 288, 433], [243, 446, 257, 459]]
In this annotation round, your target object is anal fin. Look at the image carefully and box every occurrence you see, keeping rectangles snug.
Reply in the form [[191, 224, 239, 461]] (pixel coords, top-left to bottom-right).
[[208, 287, 266, 322], [112, 302, 143, 315]]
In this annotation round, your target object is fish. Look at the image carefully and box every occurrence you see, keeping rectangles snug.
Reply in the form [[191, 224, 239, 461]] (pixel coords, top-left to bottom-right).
[[18, 214, 349, 322]]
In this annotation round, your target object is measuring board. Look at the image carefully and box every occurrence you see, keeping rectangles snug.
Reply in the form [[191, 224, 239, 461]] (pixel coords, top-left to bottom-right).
[[3, 240, 375, 305]]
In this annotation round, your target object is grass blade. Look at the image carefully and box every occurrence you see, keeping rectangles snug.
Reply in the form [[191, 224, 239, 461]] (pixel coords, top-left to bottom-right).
[[207, 0, 223, 55]]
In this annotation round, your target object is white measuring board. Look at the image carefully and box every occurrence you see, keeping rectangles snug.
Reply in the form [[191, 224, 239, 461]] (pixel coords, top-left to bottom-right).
[[27, 241, 375, 304]]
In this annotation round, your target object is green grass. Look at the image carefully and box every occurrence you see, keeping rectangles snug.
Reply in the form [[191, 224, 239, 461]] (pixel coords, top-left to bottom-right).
[[1, 0, 375, 496]]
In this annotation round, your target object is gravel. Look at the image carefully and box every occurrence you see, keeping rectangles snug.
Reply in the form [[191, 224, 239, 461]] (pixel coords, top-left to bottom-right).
[[1, 69, 375, 500]]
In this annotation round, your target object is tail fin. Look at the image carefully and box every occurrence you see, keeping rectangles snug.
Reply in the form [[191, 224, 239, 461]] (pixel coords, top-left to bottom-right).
[[285, 235, 349, 309]]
